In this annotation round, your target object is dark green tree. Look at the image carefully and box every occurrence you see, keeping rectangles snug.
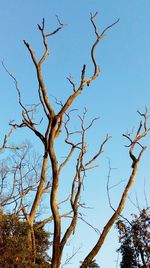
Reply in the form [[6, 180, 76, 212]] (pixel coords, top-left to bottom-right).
[[80, 259, 100, 268], [116, 209, 150, 268], [0, 211, 51, 267]]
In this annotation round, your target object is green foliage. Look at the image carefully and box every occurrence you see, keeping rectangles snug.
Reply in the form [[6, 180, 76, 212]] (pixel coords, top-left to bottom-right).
[[0, 211, 51, 267], [116, 209, 150, 268]]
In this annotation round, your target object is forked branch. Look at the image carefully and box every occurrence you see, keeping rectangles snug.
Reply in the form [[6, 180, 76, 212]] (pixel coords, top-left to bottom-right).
[[57, 14, 119, 118], [80, 110, 149, 268], [60, 111, 110, 257]]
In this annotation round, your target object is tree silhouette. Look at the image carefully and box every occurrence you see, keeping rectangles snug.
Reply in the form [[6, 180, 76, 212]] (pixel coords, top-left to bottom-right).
[[116, 208, 150, 267]]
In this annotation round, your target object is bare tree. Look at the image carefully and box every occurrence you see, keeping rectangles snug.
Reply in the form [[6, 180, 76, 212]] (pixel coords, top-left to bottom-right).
[[0, 126, 27, 208], [0, 145, 39, 208], [3, 13, 149, 268]]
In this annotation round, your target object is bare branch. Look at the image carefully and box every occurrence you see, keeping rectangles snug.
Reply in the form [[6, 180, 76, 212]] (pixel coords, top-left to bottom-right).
[[123, 110, 150, 169], [2, 61, 33, 125], [23, 40, 38, 67], [62, 246, 82, 267], [80, 111, 149, 268], [78, 215, 100, 235], [0, 127, 20, 152], [85, 134, 111, 167], [35, 210, 72, 230], [67, 76, 76, 92], [57, 15, 119, 118], [23, 38, 54, 117], [45, 15, 65, 37]]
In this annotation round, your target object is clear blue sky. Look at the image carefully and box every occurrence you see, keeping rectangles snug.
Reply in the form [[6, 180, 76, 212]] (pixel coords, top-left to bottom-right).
[[1, 1, 150, 267]]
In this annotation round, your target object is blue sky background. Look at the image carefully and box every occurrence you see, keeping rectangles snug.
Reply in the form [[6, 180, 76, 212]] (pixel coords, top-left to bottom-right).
[[0, 1, 150, 267]]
